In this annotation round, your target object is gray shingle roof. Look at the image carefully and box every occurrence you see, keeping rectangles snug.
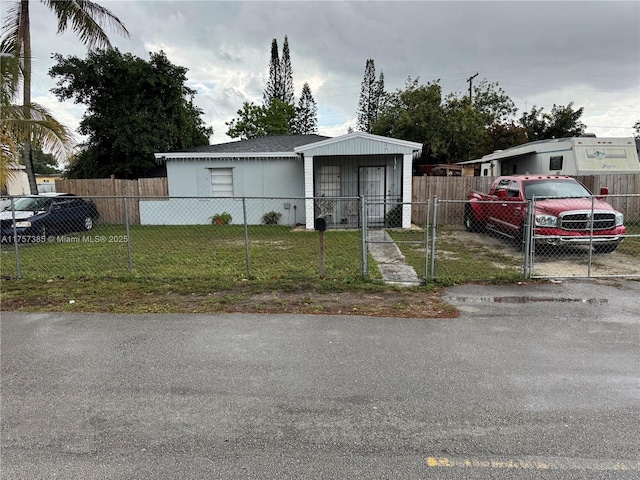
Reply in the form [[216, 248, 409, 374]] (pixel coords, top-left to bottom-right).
[[179, 134, 331, 154]]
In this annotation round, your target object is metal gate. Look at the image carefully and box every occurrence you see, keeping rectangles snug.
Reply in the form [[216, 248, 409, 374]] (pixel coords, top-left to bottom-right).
[[361, 198, 431, 286]]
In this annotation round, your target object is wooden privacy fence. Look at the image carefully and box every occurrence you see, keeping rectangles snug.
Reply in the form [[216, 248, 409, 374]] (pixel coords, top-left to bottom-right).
[[412, 174, 640, 225], [55, 177, 168, 225]]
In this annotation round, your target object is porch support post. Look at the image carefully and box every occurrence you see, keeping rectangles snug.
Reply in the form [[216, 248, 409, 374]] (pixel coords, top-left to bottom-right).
[[304, 154, 315, 230], [401, 153, 413, 228]]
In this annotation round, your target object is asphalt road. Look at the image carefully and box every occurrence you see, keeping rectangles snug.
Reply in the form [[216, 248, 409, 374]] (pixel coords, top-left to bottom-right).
[[2, 279, 639, 479]]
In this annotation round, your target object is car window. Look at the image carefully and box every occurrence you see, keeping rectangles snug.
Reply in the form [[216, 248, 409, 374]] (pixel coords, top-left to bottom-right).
[[495, 179, 510, 191], [9, 197, 52, 211], [52, 198, 82, 210], [507, 181, 521, 198]]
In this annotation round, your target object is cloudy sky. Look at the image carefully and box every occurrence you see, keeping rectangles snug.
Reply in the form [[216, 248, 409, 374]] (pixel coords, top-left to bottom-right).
[[15, 0, 640, 145]]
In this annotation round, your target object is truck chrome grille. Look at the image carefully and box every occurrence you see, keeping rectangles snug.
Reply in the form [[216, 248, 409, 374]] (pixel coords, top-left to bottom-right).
[[559, 211, 617, 231]]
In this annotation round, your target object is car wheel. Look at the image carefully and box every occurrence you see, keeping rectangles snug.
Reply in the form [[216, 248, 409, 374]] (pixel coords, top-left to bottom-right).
[[84, 216, 94, 231], [464, 205, 481, 232], [593, 244, 617, 254]]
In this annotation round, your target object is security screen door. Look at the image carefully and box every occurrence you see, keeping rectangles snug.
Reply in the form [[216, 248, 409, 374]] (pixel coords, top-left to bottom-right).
[[359, 166, 385, 225]]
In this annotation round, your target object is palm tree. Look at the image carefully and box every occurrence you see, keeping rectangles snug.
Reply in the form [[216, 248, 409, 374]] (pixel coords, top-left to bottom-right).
[[1, 0, 129, 194], [1, 39, 75, 193]]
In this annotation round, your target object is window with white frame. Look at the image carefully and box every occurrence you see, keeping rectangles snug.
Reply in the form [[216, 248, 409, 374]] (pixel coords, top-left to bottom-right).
[[210, 168, 233, 197]]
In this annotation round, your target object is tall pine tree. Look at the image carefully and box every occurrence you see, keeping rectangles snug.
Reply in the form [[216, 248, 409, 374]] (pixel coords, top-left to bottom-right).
[[280, 35, 295, 105], [356, 59, 385, 133], [292, 82, 318, 134], [263, 39, 281, 108]]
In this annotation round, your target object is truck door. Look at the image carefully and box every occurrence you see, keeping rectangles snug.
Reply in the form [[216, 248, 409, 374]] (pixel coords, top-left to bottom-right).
[[488, 180, 524, 234]]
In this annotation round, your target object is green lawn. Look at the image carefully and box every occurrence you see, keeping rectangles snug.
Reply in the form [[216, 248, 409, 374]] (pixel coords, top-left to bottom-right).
[[1, 224, 380, 288]]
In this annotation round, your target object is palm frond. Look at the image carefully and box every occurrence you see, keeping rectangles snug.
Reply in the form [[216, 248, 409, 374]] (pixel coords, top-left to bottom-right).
[[43, 0, 129, 50], [0, 130, 19, 187], [1, 37, 23, 104], [1, 103, 76, 162]]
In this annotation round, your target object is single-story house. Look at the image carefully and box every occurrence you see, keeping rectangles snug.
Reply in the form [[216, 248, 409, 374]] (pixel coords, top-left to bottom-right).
[[148, 132, 422, 229]]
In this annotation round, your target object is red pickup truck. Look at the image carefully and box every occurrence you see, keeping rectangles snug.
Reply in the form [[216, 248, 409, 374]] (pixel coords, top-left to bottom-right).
[[465, 175, 626, 253]]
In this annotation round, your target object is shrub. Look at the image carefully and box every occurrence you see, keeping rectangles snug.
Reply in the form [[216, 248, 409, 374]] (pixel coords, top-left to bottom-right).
[[211, 212, 232, 225], [262, 211, 282, 225]]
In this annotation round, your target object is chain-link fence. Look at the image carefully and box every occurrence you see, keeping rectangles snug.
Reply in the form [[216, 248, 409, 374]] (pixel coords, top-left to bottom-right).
[[0, 196, 369, 284], [429, 195, 640, 282], [528, 194, 640, 278], [2, 193, 638, 284]]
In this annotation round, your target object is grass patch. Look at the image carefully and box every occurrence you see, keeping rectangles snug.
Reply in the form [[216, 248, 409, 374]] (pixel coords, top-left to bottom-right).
[[0, 224, 375, 285], [388, 227, 523, 286]]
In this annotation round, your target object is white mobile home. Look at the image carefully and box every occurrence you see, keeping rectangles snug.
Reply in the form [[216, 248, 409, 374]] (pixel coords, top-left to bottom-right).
[[460, 137, 640, 177]]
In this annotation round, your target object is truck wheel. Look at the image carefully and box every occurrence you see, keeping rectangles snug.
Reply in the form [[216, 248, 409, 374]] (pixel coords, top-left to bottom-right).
[[464, 205, 481, 232]]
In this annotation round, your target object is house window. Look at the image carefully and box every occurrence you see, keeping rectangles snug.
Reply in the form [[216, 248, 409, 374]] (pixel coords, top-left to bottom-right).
[[318, 165, 340, 197], [549, 155, 563, 171], [210, 168, 233, 197]]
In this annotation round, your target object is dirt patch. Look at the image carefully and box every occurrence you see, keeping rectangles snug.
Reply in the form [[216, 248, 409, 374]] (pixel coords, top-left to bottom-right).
[[0, 280, 459, 318], [207, 289, 458, 317]]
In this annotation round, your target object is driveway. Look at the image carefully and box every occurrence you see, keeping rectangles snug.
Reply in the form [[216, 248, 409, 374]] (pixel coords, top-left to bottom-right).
[[2, 280, 639, 479], [446, 227, 640, 278]]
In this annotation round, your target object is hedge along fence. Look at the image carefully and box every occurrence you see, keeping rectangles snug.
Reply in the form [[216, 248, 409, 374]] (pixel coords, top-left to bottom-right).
[[411, 174, 640, 225], [55, 177, 168, 225]]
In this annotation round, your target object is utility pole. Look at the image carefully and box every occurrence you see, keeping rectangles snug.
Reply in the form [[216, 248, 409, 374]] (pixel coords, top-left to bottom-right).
[[467, 72, 479, 105]]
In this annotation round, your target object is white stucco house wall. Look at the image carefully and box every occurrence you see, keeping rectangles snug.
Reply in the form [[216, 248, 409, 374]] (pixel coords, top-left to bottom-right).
[[147, 132, 422, 229]]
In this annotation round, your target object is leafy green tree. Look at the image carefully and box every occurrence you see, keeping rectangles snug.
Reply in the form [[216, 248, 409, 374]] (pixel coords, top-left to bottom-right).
[[49, 48, 212, 179], [226, 102, 268, 140], [472, 122, 529, 159], [372, 77, 446, 161], [226, 99, 295, 140], [441, 93, 488, 163], [14, 144, 61, 174], [1, 0, 128, 193], [356, 59, 385, 133], [373, 77, 522, 163], [472, 79, 517, 125], [519, 102, 586, 141], [440, 80, 519, 162], [292, 82, 317, 134]]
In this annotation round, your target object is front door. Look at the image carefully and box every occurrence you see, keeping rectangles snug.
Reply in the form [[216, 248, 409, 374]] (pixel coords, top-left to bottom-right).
[[359, 166, 385, 225]]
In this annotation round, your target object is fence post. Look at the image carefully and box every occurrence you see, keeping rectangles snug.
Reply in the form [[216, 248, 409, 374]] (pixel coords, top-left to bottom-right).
[[423, 199, 431, 283], [360, 195, 368, 278], [429, 196, 438, 280], [587, 195, 595, 278], [123, 197, 133, 273], [242, 197, 251, 279], [523, 199, 534, 279], [10, 198, 21, 279]]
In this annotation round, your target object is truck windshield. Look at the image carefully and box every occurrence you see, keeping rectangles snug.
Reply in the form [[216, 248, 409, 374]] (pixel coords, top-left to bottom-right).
[[523, 180, 591, 199]]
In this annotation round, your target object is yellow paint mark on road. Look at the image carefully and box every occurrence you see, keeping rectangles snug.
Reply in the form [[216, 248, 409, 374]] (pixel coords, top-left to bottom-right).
[[426, 456, 640, 471]]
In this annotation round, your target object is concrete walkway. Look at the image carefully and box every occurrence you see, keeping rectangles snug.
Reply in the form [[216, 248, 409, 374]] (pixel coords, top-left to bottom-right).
[[366, 230, 422, 286]]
